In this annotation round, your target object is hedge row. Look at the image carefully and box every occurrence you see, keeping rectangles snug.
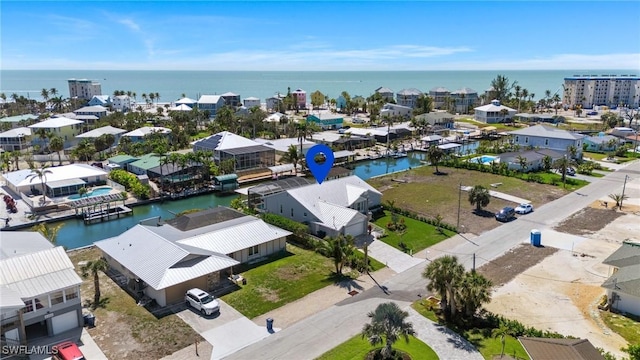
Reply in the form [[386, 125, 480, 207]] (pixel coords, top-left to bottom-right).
[[382, 204, 458, 233], [108, 169, 151, 199]]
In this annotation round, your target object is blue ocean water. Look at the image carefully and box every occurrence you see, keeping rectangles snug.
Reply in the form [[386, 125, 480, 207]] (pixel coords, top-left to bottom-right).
[[2, 70, 635, 104]]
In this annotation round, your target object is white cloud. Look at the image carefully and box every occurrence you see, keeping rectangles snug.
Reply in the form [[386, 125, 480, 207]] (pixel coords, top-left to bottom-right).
[[118, 18, 141, 32]]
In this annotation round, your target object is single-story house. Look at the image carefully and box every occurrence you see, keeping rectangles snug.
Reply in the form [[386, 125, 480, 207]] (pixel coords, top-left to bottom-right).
[[346, 124, 412, 144], [76, 125, 127, 146], [0, 127, 32, 151], [474, 100, 517, 123], [0, 232, 83, 345], [601, 241, 640, 317], [261, 175, 382, 237], [192, 131, 275, 172], [95, 207, 291, 306], [497, 149, 565, 172], [508, 125, 585, 160], [307, 113, 344, 130], [518, 337, 605, 360], [122, 126, 172, 143], [127, 153, 162, 176], [3, 163, 108, 199], [254, 137, 315, 155], [108, 154, 139, 168], [583, 134, 621, 152]]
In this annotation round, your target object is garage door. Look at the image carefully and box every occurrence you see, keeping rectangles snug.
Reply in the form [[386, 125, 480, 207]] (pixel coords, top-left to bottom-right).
[[52, 310, 78, 335], [344, 221, 364, 237]]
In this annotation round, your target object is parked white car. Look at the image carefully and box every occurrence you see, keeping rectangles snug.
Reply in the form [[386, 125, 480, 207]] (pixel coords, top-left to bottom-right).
[[185, 288, 220, 316], [515, 203, 534, 214]]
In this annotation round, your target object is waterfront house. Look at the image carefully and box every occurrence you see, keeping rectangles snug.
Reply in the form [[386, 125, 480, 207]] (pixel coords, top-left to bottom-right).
[[127, 153, 162, 176], [374, 87, 395, 102], [221, 92, 241, 107], [583, 134, 621, 152], [601, 241, 640, 317], [87, 95, 111, 107], [3, 163, 108, 199], [192, 131, 275, 172], [261, 175, 381, 237], [514, 113, 558, 124], [474, 99, 517, 123], [518, 337, 605, 360], [197, 95, 225, 117], [497, 149, 565, 172], [307, 113, 344, 130], [413, 112, 455, 130], [95, 207, 291, 307], [175, 97, 197, 108], [0, 114, 38, 130], [122, 126, 172, 144], [396, 88, 423, 108], [508, 125, 584, 159], [292, 89, 307, 109], [266, 96, 283, 112], [28, 117, 84, 149], [254, 137, 315, 156], [428, 87, 451, 110], [169, 104, 193, 112], [0, 127, 32, 151], [451, 87, 479, 114], [0, 232, 83, 345], [380, 103, 412, 119], [243, 97, 260, 109], [310, 130, 374, 150], [112, 95, 132, 112], [108, 154, 139, 169]]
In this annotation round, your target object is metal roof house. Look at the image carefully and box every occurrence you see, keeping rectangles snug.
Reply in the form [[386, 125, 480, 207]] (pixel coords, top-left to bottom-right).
[[261, 175, 382, 237], [122, 126, 172, 144], [508, 125, 585, 159], [95, 207, 291, 307], [0, 232, 83, 346], [601, 241, 640, 317], [474, 100, 517, 123], [192, 131, 275, 172]]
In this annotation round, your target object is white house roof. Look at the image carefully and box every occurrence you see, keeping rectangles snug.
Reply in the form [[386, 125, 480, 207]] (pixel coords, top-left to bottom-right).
[[74, 105, 107, 113], [263, 112, 285, 122], [452, 87, 477, 94], [244, 97, 260, 101], [95, 226, 239, 290], [176, 97, 197, 104], [0, 231, 53, 260], [333, 150, 356, 158], [198, 95, 222, 104], [311, 131, 342, 143], [194, 131, 260, 151], [397, 88, 423, 96], [474, 103, 516, 112], [314, 201, 363, 232], [3, 163, 107, 188], [0, 285, 25, 311], [283, 175, 381, 222], [382, 103, 412, 111], [176, 217, 291, 254], [0, 127, 32, 138], [0, 247, 82, 299], [254, 137, 314, 153], [28, 117, 83, 129], [169, 104, 193, 111], [0, 114, 38, 123], [76, 125, 126, 138], [508, 125, 585, 140], [123, 126, 172, 137], [221, 92, 239, 97]]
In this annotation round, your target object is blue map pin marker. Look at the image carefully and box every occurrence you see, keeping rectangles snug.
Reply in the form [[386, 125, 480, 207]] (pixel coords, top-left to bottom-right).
[[306, 144, 334, 184]]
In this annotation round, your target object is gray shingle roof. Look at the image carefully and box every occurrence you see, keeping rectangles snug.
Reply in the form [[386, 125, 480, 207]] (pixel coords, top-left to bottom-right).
[[603, 241, 640, 268], [602, 264, 640, 297]]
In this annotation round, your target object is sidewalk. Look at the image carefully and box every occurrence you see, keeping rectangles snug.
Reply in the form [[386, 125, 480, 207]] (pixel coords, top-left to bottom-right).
[[461, 186, 530, 204]]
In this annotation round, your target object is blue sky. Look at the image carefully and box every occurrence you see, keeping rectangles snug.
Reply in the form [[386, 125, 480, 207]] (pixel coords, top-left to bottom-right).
[[2, 1, 639, 70]]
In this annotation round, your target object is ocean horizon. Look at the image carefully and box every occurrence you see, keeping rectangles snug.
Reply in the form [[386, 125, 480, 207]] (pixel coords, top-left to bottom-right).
[[1, 69, 637, 104]]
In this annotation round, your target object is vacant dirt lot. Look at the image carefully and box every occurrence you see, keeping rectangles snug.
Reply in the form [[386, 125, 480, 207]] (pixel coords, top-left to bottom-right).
[[478, 245, 559, 287], [369, 166, 567, 235], [554, 207, 625, 236], [483, 214, 638, 358]]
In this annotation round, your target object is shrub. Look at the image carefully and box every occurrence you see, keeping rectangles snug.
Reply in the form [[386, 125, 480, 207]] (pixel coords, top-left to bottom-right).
[[108, 169, 151, 199], [261, 212, 309, 237]]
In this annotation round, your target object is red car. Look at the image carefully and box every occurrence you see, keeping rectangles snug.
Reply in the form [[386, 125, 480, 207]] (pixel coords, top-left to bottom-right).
[[52, 341, 85, 360]]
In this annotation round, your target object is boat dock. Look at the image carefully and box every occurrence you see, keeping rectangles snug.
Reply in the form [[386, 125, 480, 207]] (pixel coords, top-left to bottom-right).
[[81, 205, 133, 224]]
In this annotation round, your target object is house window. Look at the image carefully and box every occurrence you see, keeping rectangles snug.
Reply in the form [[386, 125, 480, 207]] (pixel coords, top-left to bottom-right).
[[50, 291, 64, 306], [515, 136, 519, 142], [303, 212, 307, 217], [525, 137, 529, 144], [291, 208, 294, 217], [249, 245, 259, 256], [280, 205, 283, 214], [545, 139, 549, 146], [65, 287, 79, 301]]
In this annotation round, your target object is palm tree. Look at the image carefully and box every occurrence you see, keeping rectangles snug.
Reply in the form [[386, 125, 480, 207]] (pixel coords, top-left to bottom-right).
[[422, 255, 465, 318], [457, 271, 493, 317], [468, 185, 490, 213], [361, 302, 415, 359], [31, 222, 64, 244], [316, 235, 355, 275], [608, 193, 629, 210], [553, 156, 575, 184], [26, 164, 53, 204], [280, 145, 300, 174], [516, 155, 528, 172], [77, 187, 89, 198], [49, 88, 58, 98], [48, 135, 65, 165], [41, 88, 49, 104], [492, 324, 510, 358], [80, 258, 109, 310], [427, 145, 445, 174]]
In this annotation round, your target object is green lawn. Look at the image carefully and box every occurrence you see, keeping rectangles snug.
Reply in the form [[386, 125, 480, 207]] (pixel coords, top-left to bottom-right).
[[456, 118, 521, 131], [374, 212, 456, 253], [221, 244, 339, 318], [600, 311, 640, 345], [411, 301, 529, 360], [584, 151, 608, 161], [353, 249, 387, 272], [316, 334, 439, 360]]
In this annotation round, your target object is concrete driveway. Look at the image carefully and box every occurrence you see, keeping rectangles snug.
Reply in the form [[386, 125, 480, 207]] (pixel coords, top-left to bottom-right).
[[177, 299, 277, 360]]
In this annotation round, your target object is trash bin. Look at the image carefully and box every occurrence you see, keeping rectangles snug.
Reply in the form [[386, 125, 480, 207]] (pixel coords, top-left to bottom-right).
[[84, 313, 96, 327], [266, 318, 274, 332]]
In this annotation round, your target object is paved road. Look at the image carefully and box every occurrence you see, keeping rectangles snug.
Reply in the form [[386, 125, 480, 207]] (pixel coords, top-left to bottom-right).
[[226, 160, 640, 360]]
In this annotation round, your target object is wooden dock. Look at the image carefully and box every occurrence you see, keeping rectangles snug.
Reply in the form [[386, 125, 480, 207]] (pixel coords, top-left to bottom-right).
[[82, 205, 133, 224]]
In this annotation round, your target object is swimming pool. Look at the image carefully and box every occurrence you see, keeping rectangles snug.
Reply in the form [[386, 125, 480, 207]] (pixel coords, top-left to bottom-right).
[[468, 155, 498, 164], [68, 187, 113, 200]]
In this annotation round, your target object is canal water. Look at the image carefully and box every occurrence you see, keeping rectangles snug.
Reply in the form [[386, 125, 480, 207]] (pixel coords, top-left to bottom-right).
[[51, 149, 473, 249]]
